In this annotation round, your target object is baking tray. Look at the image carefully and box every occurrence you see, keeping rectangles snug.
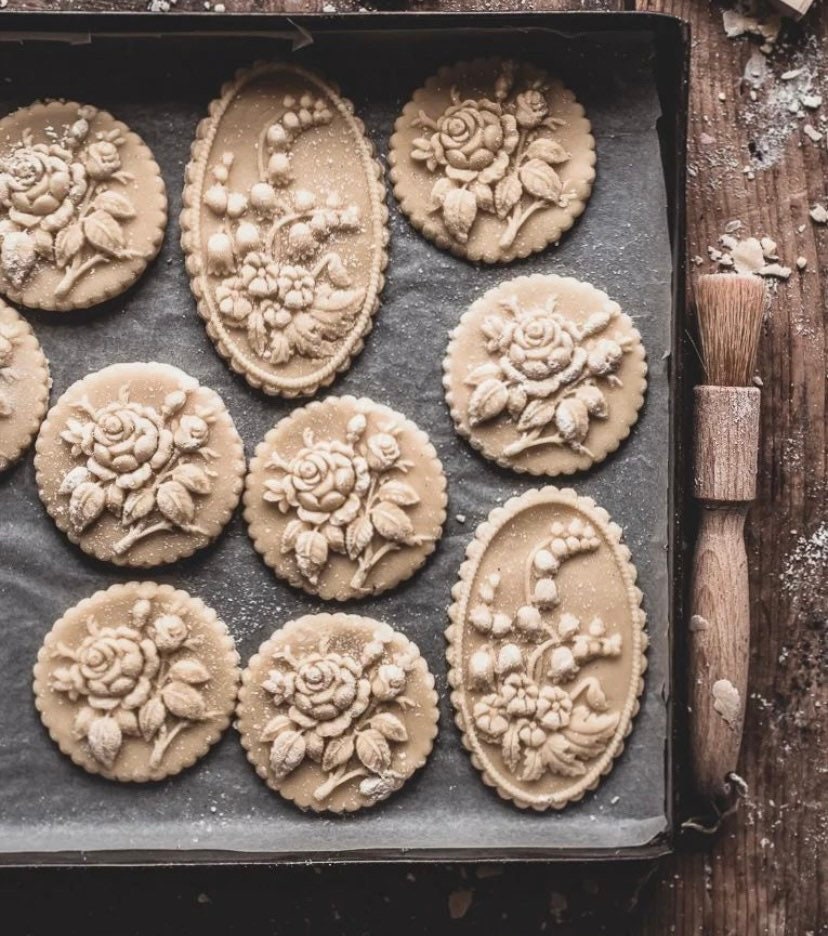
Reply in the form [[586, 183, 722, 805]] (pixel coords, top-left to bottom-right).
[[0, 10, 689, 865]]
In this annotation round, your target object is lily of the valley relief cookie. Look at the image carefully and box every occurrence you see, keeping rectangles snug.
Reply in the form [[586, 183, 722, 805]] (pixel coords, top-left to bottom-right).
[[447, 488, 646, 809], [390, 59, 595, 263], [182, 63, 388, 396], [0, 101, 166, 310]]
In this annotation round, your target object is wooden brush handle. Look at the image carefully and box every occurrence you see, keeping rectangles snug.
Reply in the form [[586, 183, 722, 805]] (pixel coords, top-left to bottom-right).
[[688, 507, 751, 799]]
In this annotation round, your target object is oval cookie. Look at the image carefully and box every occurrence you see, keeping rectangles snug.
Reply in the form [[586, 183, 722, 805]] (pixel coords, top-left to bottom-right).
[[389, 58, 595, 264], [446, 487, 647, 810], [244, 395, 447, 601], [0, 300, 50, 470], [237, 613, 439, 813], [34, 362, 245, 567], [182, 62, 389, 397], [33, 582, 240, 782], [444, 274, 647, 476], [0, 101, 167, 311]]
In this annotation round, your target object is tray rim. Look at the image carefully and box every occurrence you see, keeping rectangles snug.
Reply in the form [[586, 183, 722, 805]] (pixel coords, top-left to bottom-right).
[[0, 7, 690, 867]]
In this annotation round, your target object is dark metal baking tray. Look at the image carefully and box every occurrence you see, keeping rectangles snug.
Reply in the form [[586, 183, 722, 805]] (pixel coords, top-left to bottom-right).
[[0, 10, 689, 866]]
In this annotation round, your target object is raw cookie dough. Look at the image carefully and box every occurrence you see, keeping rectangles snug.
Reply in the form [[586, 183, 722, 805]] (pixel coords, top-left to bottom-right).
[[182, 62, 388, 397], [444, 274, 647, 476], [389, 58, 595, 263], [446, 486, 647, 810], [244, 395, 447, 601], [33, 581, 240, 782], [0, 101, 167, 311], [0, 299, 50, 471], [237, 613, 439, 813], [34, 362, 245, 567]]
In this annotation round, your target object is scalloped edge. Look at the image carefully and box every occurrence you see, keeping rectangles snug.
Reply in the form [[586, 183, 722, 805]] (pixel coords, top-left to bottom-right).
[[32, 581, 241, 783], [0, 100, 167, 312], [388, 58, 596, 265], [445, 486, 648, 810], [236, 612, 440, 814], [33, 361, 245, 568], [0, 299, 51, 471], [243, 393, 448, 601], [181, 61, 389, 398], [443, 273, 648, 477]]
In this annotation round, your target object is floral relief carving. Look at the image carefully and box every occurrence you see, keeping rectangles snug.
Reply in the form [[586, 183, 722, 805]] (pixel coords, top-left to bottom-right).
[[0, 105, 142, 300], [410, 60, 576, 250], [465, 516, 624, 784], [57, 383, 219, 555], [203, 93, 366, 369], [463, 293, 634, 458], [49, 596, 223, 771], [0, 314, 24, 419]]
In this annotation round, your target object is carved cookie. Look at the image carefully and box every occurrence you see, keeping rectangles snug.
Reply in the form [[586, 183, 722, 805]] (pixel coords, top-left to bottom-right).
[[237, 613, 439, 813], [244, 395, 447, 601], [444, 274, 647, 476], [389, 59, 596, 263], [34, 362, 245, 567], [33, 582, 240, 782], [0, 101, 167, 311], [0, 299, 50, 471], [447, 487, 647, 810], [182, 62, 389, 397]]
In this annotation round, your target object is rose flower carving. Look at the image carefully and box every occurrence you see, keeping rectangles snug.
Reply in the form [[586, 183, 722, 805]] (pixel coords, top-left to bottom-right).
[[0, 313, 24, 419]]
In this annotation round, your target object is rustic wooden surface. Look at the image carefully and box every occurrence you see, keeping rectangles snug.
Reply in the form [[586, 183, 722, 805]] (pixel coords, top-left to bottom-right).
[[0, 1, 826, 934]]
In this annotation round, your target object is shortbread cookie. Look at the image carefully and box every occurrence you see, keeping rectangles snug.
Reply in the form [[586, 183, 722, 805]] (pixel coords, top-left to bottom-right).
[[446, 487, 647, 810], [34, 362, 244, 567], [0, 300, 50, 470], [444, 275, 647, 476], [237, 613, 439, 813], [182, 62, 388, 397], [33, 582, 240, 782], [244, 395, 447, 601], [389, 59, 595, 263], [0, 101, 167, 310]]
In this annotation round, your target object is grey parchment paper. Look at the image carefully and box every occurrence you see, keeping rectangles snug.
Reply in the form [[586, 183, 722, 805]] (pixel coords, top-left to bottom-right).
[[0, 25, 673, 862]]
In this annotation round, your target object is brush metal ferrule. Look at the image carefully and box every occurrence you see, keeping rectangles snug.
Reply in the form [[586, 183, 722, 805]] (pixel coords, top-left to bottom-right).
[[693, 385, 760, 503]]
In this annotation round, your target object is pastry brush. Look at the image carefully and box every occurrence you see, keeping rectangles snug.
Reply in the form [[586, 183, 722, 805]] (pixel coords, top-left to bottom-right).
[[689, 273, 765, 800]]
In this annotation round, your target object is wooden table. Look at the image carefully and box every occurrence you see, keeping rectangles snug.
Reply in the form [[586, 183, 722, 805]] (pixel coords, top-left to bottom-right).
[[0, 2, 825, 934]]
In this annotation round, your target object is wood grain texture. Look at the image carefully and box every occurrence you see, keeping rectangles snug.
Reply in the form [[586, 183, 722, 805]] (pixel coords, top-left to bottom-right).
[[694, 386, 760, 502]]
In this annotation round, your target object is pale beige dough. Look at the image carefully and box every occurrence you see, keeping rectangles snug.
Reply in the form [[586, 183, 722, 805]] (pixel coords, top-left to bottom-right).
[[34, 362, 245, 567], [237, 613, 439, 813], [444, 274, 647, 476], [33, 581, 240, 782], [0, 101, 167, 311]]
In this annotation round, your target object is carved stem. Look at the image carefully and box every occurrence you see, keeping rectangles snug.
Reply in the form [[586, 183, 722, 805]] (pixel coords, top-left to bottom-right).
[[55, 253, 107, 298], [112, 520, 174, 556], [528, 636, 560, 682], [149, 719, 189, 769], [499, 199, 546, 250], [312, 765, 368, 802], [265, 209, 316, 253], [503, 430, 564, 458], [350, 541, 401, 590]]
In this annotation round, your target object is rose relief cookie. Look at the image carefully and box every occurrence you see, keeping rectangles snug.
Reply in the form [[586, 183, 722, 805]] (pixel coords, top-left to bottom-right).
[[446, 487, 647, 810], [244, 395, 447, 601], [444, 275, 647, 476], [0, 299, 50, 471], [0, 101, 167, 311], [34, 362, 245, 567], [33, 582, 240, 782], [389, 59, 595, 263], [182, 62, 388, 397], [237, 613, 439, 813]]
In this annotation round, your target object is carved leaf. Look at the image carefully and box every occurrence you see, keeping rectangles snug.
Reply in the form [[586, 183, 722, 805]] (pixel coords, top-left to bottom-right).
[[370, 712, 408, 743], [72, 706, 96, 740], [281, 518, 309, 555], [494, 174, 523, 219], [168, 658, 210, 685], [429, 177, 456, 211], [295, 529, 329, 583], [516, 398, 558, 432], [507, 385, 528, 419], [377, 480, 420, 507], [260, 714, 293, 743], [501, 723, 522, 773], [464, 361, 503, 386], [312, 287, 361, 313], [54, 222, 84, 269], [156, 480, 195, 527], [321, 734, 355, 772], [346, 514, 374, 560], [371, 501, 414, 544], [323, 523, 346, 554], [469, 181, 494, 213], [355, 728, 392, 775], [247, 309, 268, 358], [518, 159, 563, 202], [520, 747, 546, 782], [93, 190, 136, 220], [87, 716, 123, 769], [540, 733, 588, 777], [441, 187, 478, 244], [161, 681, 206, 720], [172, 463, 211, 495], [561, 705, 620, 760], [122, 488, 156, 526], [525, 138, 570, 165], [269, 729, 306, 780], [138, 697, 166, 742], [82, 210, 126, 256], [468, 378, 509, 426], [59, 465, 90, 495], [358, 775, 396, 802], [106, 484, 125, 516], [68, 481, 106, 533]]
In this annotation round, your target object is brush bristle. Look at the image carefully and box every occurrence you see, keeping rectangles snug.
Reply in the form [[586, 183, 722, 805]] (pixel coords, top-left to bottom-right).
[[694, 274, 766, 387]]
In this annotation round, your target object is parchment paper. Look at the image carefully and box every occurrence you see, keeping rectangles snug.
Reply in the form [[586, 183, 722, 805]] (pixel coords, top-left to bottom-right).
[[0, 25, 673, 861]]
